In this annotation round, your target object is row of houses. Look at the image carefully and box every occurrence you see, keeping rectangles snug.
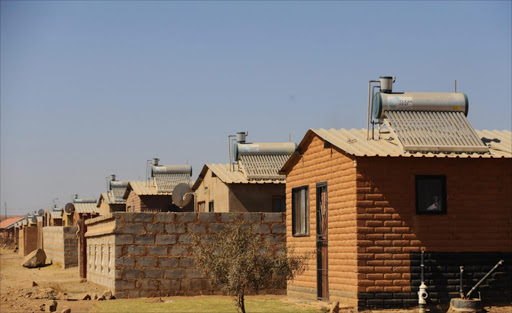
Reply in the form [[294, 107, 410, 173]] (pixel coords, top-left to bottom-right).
[[6, 76, 512, 310]]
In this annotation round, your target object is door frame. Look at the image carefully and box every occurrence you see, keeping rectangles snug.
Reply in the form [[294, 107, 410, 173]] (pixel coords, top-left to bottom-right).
[[316, 182, 329, 300]]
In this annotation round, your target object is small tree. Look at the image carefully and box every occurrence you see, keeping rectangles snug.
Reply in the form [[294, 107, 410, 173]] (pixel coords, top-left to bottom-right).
[[192, 222, 309, 313]]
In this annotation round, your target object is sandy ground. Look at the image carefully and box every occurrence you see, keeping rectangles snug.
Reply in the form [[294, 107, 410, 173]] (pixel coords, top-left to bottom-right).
[[1, 247, 511, 313], [0, 247, 107, 313]]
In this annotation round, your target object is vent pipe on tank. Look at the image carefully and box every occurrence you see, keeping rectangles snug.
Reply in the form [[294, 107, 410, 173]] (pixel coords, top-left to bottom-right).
[[379, 76, 395, 93]]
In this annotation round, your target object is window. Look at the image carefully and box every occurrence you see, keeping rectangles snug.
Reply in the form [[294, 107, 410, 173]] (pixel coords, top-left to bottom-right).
[[292, 186, 309, 236], [416, 175, 447, 214], [208, 201, 214, 213], [272, 196, 286, 213], [197, 201, 205, 212]]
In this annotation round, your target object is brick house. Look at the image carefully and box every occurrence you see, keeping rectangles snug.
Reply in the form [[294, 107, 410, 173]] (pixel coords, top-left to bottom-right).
[[123, 181, 194, 213], [64, 195, 99, 226], [192, 140, 296, 213], [123, 160, 194, 213], [98, 176, 129, 215], [280, 127, 511, 310], [46, 207, 63, 226]]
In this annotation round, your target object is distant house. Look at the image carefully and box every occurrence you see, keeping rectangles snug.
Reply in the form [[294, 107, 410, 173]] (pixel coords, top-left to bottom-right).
[[280, 80, 512, 310], [98, 175, 128, 215], [0, 216, 24, 246], [64, 195, 99, 226], [46, 208, 63, 226], [193, 134, 295, 213], [123, 159, 193, 212]]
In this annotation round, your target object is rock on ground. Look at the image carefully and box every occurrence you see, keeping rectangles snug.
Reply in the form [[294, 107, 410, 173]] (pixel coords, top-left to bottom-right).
[[46, 300, 57, 312], [22, 249, 46, 268]]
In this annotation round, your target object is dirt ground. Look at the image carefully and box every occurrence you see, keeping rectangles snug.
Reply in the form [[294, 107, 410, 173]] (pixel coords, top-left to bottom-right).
[[1, 247, 511, 313]]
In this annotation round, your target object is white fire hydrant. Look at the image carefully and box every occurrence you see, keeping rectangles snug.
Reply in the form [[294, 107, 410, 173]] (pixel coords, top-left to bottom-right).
[[418, 282, 428, 313]]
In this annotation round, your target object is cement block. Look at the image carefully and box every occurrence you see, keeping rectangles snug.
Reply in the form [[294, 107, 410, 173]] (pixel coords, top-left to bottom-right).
[[208, 223, 225, 233], [155, 213, 175, 223], [254, 224, 270, 234], [271, 224, 286, 234], [117, 257, 135, 267], [124, 223, 144, 234], [159, 257, 179, 267], [144, 269, 163, 278], [186, 269, 203, 279], [221, 213, 239, 223], [170, 246, 188, 256], [178, 234, 194, 244], [147, 246, 167, 256], [165, 224, 186, 234], [135, 234, 154, 245], [198, 213, 217, 223], [160, 279, 180, 290], [116, 280, 135, 291], [123, 213, 134, 222], [127, 290, 140, 298], [156, 234, 177, 245], [117, 234, 134, 245], [146, 223, 164, 234], [263, 213, 283, 223], [123, 269, 141, 279], [176, 213, 197, 223], [180, 257, 194, 267], [243, 213, 262, 223], [133, 213, 153, 223], [165, 268, 185, 279], [137, 257, 157, 267], [187, 224, 206, 233], [127, 245, 145, 256]]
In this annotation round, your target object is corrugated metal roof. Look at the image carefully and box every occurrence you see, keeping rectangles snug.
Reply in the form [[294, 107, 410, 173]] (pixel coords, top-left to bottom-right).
[[154, 173, 190, 193], [239, 154, 289, 180], [0, 217, 24, 229], [74, 202, 98, 214], [50, 211, 63, 219], [124, 181, 173, 198], [385, 111, 489, 153], [192, 163, 285, 190], [280, 128, 511, 173], [313, 128, 510, 158]]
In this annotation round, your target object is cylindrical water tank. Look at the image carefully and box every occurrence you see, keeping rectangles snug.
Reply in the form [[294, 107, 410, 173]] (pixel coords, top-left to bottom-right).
[[110, 180, 129, 188], [73, 198, 96, 203], [372, 92, 468, 119], [152, 165, 192, 177], [235, 142, 296, 160]]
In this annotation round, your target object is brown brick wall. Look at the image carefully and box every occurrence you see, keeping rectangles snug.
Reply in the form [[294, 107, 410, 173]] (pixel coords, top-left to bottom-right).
[[285, 135, 358, 306], [42, 226, 79, 269], [355, 157, 512, 295], [19, 226, 39, 256]]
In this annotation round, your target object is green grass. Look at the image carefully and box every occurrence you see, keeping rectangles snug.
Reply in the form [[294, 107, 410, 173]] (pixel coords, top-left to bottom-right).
[[91, 296, 325, 313]]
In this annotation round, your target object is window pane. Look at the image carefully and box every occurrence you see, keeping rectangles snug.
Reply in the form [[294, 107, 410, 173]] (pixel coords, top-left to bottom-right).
[[416, 175, 446, 214]]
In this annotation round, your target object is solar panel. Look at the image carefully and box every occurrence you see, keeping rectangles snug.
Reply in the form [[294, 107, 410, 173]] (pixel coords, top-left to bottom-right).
[[239, 154, 289, 180], [154, 173, 190, 193], [385, 110, 489, 153]]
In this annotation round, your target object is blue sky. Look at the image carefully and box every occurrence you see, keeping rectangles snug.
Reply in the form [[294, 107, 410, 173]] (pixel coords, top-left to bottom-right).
[[1, 1, 511, 214]]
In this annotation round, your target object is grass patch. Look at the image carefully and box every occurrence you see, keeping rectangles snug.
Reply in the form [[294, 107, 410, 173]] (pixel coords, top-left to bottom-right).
[[91, 296, 324, 313]]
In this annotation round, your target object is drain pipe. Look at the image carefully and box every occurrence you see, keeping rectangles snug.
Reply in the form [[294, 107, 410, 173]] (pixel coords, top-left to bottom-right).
[[418, 251, 428, 313]]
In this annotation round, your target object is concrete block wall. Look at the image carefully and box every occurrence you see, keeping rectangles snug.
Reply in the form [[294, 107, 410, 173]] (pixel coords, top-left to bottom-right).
[[85, 212, 286, 298], [42, 226, 78, 268]]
